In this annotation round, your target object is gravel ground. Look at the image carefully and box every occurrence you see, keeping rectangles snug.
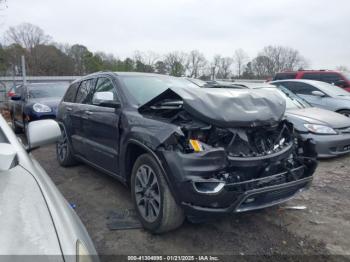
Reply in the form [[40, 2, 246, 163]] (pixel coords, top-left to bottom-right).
[[31, 144, 350, 261]]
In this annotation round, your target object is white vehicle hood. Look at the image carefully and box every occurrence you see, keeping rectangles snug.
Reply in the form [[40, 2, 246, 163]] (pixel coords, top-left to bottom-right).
[[0, 165, 63, 259]]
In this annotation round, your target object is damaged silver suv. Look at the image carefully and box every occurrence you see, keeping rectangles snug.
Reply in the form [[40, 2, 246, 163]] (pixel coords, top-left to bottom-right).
[[56, 72, 317, 233]]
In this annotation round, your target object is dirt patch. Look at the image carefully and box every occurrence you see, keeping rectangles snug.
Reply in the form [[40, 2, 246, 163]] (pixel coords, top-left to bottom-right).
[[32, 144, 350, 260]]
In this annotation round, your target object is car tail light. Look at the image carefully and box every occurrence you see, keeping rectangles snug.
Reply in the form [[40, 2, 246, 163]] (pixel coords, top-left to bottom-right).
[[7, 91, 15, 97]]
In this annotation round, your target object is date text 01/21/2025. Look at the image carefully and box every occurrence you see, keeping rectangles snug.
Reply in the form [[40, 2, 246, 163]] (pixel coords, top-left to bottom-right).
[[127, 255, 220, 261]]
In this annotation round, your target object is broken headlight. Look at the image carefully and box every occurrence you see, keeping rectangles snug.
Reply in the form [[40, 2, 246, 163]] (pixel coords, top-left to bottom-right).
[[189, 139, 204, 152], [304, 124, 337, 135]]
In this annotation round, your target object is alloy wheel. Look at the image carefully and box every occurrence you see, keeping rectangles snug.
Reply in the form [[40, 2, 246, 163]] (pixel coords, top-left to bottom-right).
[[134, 164, 161, 223]]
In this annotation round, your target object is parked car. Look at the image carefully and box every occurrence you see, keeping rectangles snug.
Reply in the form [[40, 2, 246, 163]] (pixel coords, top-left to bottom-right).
[[10, 82, 69, 133], [56, 72, 317, 233], [273, 70, 350, 91], [5, 85, 21, 111], [224, 81, 350, 158], [7, 85, 18, 98], [0, 114, 98, 260], [270, 79, 350, 117]]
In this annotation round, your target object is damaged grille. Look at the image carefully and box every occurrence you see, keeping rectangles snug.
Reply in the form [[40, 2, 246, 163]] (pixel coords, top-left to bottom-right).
[[205, 121, 292, 157], [168, 110, 293, 158]]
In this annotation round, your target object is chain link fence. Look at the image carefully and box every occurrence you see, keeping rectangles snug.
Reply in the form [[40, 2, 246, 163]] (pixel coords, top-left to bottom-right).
[[0, 82, 7, 109]]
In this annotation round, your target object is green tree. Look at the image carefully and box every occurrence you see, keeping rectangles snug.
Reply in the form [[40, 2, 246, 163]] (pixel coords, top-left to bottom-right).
[[31, 44, 74, 75], [4, 44, 26, 76], [68, 44, 91, 75], [154, 61, 167, 74]]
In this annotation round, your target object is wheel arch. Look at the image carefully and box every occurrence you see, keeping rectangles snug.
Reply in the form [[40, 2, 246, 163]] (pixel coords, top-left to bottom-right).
[[123, 139, 180, 203], [336, 108, 350, 113]]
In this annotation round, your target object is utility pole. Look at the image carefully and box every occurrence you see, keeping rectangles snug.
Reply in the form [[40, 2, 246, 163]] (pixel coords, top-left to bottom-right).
[[211, 67, 215, 80], [21, 55, 27, 85]]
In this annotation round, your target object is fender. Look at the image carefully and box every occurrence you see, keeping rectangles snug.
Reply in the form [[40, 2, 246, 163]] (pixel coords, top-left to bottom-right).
[[123, 139, 181, 204]]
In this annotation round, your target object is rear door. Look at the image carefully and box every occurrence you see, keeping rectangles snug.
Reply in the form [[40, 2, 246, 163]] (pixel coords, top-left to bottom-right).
[[69, 78, 96, 157], [82, 76, 121, 175], [59, 81, 80, 147]]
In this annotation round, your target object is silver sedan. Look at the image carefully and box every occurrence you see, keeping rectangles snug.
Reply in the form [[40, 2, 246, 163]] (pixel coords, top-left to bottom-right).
[[271, 79, 350, 117], [0, 115, 98, 261]]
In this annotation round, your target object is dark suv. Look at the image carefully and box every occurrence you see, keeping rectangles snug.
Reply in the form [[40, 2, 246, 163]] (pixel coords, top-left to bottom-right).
[[56, 72, 317, 233], [273, 70, 350, 91]]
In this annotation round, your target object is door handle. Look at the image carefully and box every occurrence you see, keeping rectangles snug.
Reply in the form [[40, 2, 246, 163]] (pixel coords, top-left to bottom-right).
[[66, 107, 72, 111], [85, 110, 93, 115]]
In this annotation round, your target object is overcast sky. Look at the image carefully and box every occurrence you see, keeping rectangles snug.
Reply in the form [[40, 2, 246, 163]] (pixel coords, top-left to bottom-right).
[[1, 0, 349, 69]]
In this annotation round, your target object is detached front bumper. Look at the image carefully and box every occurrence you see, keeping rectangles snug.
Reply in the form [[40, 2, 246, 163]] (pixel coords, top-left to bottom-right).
[[300, 133, 350, 158], [160, 141, 316, 217]]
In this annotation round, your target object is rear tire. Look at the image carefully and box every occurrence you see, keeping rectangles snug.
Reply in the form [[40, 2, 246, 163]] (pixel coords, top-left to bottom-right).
[[131, 153, 185, 234], [56, 127, 78, 167], [338, 110, 350, 118]]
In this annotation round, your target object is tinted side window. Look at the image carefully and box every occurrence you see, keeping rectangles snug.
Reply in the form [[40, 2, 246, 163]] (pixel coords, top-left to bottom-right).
[[281, 82, 318, 95], [273, 73, 297, 80], [63, 82, 79, 102], [93, 77, 118, 101], [75, 79, 96, 104], [301, 73, 321, 80], [320, 73, 343, 83]]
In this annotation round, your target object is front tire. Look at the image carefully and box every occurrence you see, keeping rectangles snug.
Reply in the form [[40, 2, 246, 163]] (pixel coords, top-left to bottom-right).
[[131, 153, 184, 233], [56, 127, 78, 167]]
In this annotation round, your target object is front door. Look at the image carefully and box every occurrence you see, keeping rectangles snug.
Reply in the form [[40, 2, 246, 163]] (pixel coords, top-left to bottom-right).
[[83, 77, 121, 175]]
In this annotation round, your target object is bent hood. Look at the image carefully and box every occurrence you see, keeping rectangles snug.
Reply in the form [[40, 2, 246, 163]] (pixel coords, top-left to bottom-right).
[[286, 107, 350, 128], [139, 87, 286, 128]]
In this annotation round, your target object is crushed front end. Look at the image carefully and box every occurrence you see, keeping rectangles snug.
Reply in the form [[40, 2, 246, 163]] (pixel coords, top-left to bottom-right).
[[139, 88, 318, 217]]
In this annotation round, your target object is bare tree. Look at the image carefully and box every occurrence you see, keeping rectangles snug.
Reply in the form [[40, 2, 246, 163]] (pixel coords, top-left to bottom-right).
[[133, 50, 160, 72], [186, 50, 207, 78], [251, 55, 272, 78], [4, 23, 52, 75], [68, 44, 91, 75], [256, 45, 307, 76], [4, 23, 51, 50], [233, 48, 248, 78], [210, 55, 233, 79], [217, 57, 233, 79], [164, 51, 187, 76], [211, 55, 221, 79], [133, 51, 159, 66]]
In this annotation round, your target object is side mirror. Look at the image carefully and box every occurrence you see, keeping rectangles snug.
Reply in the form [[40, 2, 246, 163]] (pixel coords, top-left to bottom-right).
[[27, 120, 61, 151], [11, 95, 21, 101], [311, 90, 326, 97], [92, 91, 120, 108]]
